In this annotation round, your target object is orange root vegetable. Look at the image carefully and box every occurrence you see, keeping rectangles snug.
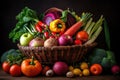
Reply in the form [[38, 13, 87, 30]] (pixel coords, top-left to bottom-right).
[[64, 12, 92, 37], [64, 21, 83, 36]]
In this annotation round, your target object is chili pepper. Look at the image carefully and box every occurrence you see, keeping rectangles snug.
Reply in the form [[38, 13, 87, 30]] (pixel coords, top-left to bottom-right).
[[49, 19, 66, 33], [38, 21, 47, 28], [38, 21, 46, 27], [44, 31, 49, 39], [35, 23, 42, 33], [35, 21, 47, 33]]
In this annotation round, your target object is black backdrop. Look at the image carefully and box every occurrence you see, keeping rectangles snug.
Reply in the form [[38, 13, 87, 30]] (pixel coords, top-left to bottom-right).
[[0, 0, 120, 64]]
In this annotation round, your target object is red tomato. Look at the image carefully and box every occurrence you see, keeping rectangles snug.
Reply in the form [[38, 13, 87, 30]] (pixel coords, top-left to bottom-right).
[[2, 61, 10, 73], [21, 58, 42, 77], [74, 39, 82, 45], [76, 30, 89, 43], [9, 64, 22, 77], [90, 64, 103, 75]]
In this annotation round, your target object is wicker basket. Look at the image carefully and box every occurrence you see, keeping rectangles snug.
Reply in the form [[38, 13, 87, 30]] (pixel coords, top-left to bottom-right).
[[17, 43, 97, 65]]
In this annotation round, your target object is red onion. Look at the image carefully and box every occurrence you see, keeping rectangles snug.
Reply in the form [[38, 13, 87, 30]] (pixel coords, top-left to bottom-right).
[[111, 65, 120, 74], [58, 34, 73, 46], [53, 61, 68, 76]]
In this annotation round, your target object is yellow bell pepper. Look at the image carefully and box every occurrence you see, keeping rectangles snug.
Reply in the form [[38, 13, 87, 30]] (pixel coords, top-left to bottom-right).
[[49, 19, 66, 33]]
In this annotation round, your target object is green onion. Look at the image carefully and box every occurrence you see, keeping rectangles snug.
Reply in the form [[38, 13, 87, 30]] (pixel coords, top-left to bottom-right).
[[84, 26, 103, 45], [84, 18, 93, 31]]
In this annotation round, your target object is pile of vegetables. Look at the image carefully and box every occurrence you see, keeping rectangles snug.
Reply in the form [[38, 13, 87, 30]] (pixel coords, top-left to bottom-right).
[[9, 7, 104, 47], [1, 7, 120, 77]]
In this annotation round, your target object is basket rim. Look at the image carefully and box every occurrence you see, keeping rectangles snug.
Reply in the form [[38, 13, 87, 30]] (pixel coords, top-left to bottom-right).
[[17, 42, 97, 49]]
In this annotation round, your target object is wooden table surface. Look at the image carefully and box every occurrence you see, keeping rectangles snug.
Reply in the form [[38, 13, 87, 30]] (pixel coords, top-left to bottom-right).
[[0, 67, 120, 80]]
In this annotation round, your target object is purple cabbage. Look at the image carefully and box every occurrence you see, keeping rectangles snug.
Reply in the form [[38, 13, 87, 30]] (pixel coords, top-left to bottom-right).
[[43, 7, 77, 28]]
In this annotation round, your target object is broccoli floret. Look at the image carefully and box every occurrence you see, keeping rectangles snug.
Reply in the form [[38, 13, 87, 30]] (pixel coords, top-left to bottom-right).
[[88, 48, 117, 69]]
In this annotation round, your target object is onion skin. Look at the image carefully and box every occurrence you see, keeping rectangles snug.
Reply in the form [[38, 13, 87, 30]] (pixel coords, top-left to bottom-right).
[[58, 34, 73, 46], [53, 61, 68, 76]]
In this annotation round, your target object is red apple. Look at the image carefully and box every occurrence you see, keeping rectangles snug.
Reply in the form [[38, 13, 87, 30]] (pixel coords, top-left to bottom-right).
[[111, 65, 120, 74], [20, 33, 34, 46], [29, 37, 44, 47]]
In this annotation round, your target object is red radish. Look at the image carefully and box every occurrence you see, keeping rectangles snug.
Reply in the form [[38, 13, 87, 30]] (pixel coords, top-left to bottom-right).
[[111, 65, 120, 74], [64, 21, 83, 37]]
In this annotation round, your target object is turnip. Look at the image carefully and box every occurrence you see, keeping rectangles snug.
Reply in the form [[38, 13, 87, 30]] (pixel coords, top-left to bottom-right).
[[44, 38, 58, 48]]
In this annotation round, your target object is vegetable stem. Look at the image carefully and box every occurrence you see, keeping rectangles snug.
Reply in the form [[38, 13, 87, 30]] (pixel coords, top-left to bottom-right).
[[84, 18, 93, 31], [89, 15, 104, 39], [30, 56, 35, 65], [84, 26, 103, 45], [87, 22, 95, 38]]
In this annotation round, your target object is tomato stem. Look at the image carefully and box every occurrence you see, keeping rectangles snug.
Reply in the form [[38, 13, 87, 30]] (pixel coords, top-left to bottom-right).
[[30, 56, 35, 65]]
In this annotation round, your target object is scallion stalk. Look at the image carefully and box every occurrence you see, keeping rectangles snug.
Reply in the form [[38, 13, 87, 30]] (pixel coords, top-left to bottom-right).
[[84, 26, 103, 45]]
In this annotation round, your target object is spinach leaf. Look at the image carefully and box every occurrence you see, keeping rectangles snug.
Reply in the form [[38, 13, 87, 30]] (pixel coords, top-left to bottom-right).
[[9, 7, 39, 43]]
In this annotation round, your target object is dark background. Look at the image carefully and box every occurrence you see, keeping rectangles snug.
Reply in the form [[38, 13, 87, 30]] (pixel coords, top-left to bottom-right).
[[0, 0, 120, 64]]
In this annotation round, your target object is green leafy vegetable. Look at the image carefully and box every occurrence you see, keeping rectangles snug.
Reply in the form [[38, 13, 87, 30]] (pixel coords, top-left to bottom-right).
[[9, 7, 39, 43], [7, 51, 26, 65], [1, 49, 26, 65]]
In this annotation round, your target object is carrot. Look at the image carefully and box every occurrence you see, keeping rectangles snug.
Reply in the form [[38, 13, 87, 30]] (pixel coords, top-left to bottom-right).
[[64, 12, 93, 37], [64, 21, 83, 36]]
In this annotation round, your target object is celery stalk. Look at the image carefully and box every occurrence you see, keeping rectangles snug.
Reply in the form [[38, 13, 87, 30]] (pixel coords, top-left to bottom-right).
[[89, 15, 104, 39], [84, 18, 93, 31], [84, 26, 103, 45], [87, 22, 95, 37]]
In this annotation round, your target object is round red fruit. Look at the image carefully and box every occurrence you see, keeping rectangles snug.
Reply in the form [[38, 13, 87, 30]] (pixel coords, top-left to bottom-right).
[[90, 64, 102, 75], [9, 64, 22, 77], [2, 61, 10, 73], [76, 30, 89, 43]]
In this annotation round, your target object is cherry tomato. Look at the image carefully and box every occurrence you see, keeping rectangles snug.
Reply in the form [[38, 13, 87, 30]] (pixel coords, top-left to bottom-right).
[[2, 61, 10, 73], [74, 39, 82, 45], [76, 30, 89, 43], [44, 32, 49, 39], [42, 66, 50, 75], [9, 64, 22, 77]]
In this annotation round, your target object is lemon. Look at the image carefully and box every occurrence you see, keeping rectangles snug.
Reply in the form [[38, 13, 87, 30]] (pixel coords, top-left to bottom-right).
[[82, 69, 90, 76], [80, 62, 89, 70], [72, 68, 82, 76]]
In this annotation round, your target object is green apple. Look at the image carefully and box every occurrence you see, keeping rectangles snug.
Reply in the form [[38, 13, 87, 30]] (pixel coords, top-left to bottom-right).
[[20, 33, 34, 46]]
